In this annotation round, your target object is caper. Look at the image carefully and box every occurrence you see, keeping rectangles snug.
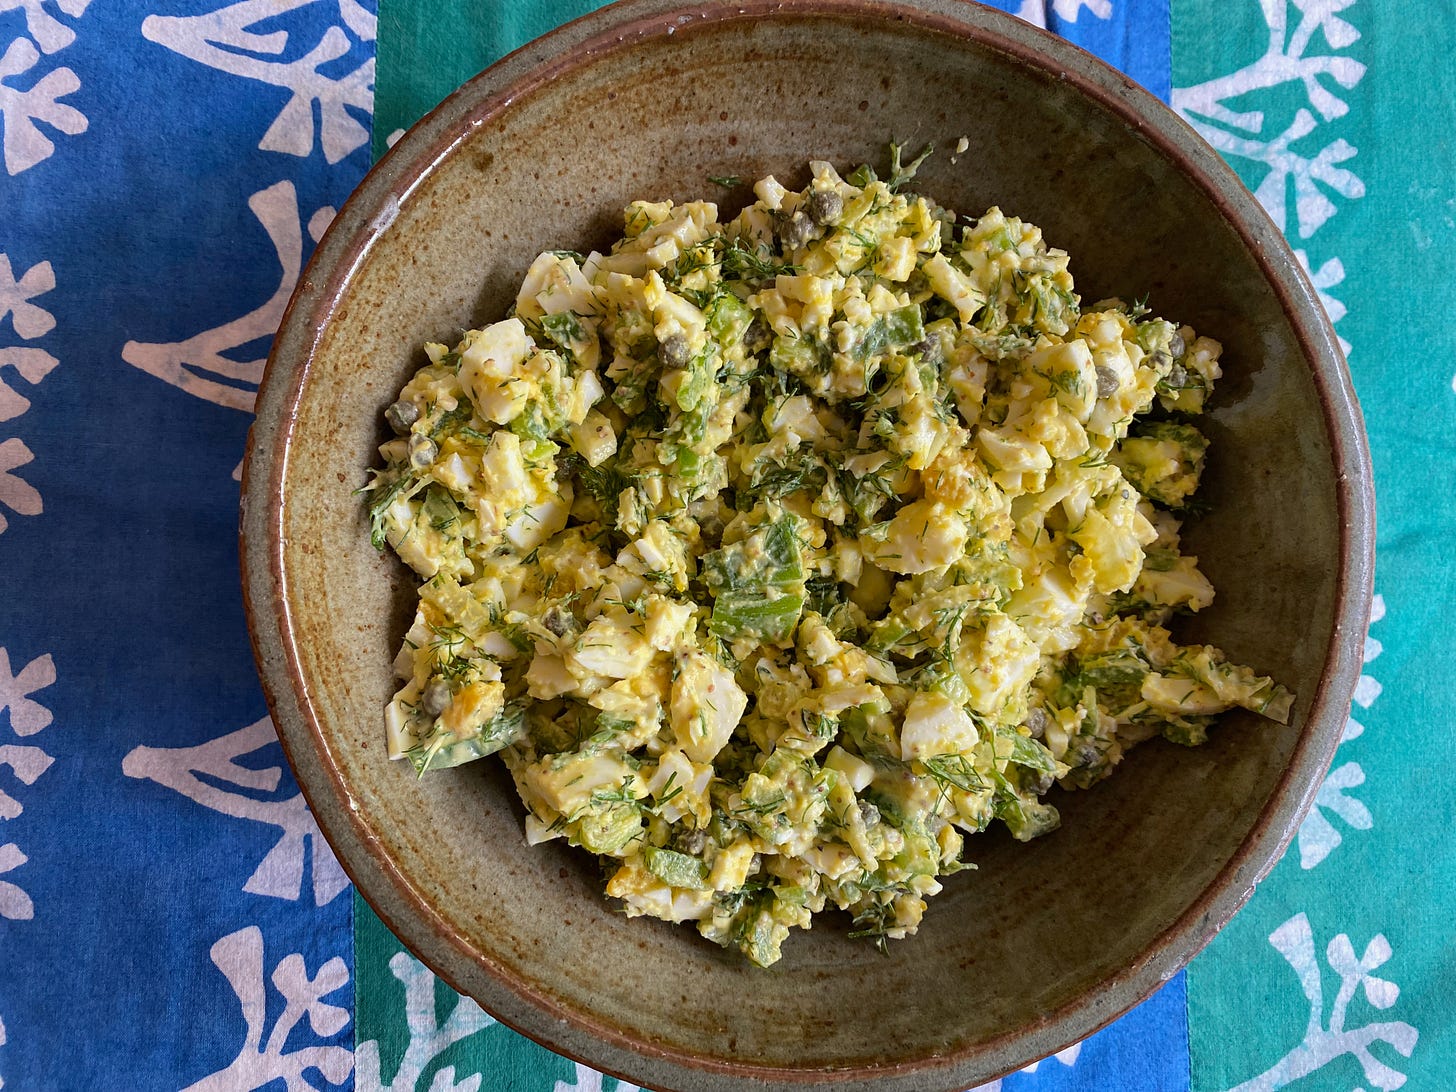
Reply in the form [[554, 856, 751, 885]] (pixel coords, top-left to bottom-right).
[[910, 337, 942, 365], [743, 317, 772, 354], [1025, 707, 1049, 739], [543, 606, 573, 637], [385, 399, 419, 434], [778, 209, 814, 249], [421, 677, 452, 717], [658, 333, 691, 369], [678, 829, 707, 856], [806, 188, 842, 225], [408, 433, 437, 468]]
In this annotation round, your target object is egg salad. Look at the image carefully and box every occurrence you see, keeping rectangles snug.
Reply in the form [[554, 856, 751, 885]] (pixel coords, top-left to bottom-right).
[[362, 150, 1293, 967]]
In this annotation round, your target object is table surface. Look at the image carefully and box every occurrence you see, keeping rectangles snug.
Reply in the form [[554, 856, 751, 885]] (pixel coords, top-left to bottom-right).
[[2, 1, 1452, 1089]]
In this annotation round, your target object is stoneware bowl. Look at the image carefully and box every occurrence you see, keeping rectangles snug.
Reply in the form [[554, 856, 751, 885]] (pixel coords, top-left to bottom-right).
[[240, 1, 1374, 1088]]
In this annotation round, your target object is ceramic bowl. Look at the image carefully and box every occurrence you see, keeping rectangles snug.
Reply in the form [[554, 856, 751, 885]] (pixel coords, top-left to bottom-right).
[[240, 1, 1374, 1088]]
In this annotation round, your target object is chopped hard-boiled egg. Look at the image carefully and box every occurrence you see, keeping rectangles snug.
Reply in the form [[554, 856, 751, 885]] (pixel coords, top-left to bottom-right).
[[362, 149, 1292, 968]]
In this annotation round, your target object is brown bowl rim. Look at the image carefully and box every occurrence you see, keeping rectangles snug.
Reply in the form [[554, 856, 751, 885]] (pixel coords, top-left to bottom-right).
[[239, 1, 1376, 1088]]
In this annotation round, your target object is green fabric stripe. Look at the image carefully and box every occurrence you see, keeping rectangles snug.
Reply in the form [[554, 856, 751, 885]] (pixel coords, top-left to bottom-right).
[[373, 0, 613, 158], [354, 891, 589, 1087], [1177, 0, 1456, 1089], [353, 889, 413, 1085], [366, 4, 625, 1081]]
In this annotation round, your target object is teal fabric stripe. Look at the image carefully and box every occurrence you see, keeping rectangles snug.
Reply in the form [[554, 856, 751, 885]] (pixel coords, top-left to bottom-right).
[[364, 2, 1456, 1089], [373, 0, 612, 158], [373, 0, 1172, 155], [354, 890, 595, 1088], [360, 3, 1189, 1090], [1176, 0, 1456, 1088]]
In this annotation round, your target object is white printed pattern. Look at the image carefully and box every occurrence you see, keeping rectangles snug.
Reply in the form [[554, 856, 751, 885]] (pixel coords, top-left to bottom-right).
[[0, 0, 84, 54], [0, 645, 54, 921], [1226, 913, 1417, 1091], [122, 716, 349, 907], [351, 952, 650, 1092], [1295, 249, 1352, 355], [1173, 0, 1366, 241], [182, 925, 352, 1091], [969, 1042, 1082, 1090], [0, 252, 53, 340], [121, 181, 333, 416], [0, 840, 32, 921], [141, 0, 374, 165], [0, 644, 55, 1091], [1014, 0, 1113, 28], [355, 951, 496, 1092], [0, 252, 58, 536], [1173, 0, 1364, 374], [0, 438, 39, 535], [1295, 593, 1382, 869], [0, 0, 88, 175], [1180, 4, 1371, 873], [553, 1063, 641, 1092], [0, 343, 55, 422]]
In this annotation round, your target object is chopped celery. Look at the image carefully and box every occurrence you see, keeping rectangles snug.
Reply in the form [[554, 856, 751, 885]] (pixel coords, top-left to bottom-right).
[[644, 846, 710, 890], [406, 703, 527, 775]]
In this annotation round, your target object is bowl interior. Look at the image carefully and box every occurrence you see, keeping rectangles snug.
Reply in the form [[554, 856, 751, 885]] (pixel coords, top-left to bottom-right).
[[249, 4, 1363, 1089]]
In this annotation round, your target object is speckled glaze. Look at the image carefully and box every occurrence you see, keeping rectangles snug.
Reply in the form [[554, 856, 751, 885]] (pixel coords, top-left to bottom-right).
[[239, 2, 1374, 1088]]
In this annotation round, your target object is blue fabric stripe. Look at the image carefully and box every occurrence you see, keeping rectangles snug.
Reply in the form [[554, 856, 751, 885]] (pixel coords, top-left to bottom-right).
[[0, 0, 371, 1086], [0, 0, 1186, 1087], [982, 0, 1173, 102], [998, 973, 1192, 1091]]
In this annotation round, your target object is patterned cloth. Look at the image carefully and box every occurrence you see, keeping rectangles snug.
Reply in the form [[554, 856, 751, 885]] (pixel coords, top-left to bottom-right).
[[0, 1, 1449, 1089]]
